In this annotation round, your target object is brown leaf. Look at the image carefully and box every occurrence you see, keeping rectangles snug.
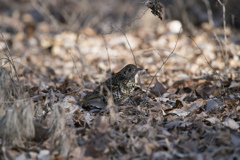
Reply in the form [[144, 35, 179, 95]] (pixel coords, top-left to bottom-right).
[[229, 81, 240, 88], [222, 118, 239, 130], [205, 117, 220, 124], [28, 86, 41, 97], [145, 0, 164, 20], [196, 83, 217, 98], [223, 98, 237, 108], [168, 109, 190, 117], [150, 80, 166, 97], [175, 100, 190, 109]]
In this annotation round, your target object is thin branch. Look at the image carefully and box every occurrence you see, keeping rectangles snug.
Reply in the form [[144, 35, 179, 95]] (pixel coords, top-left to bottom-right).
[[68, 50, 85, 87], [123, 8, 149, 27], [111, 23, 137, 65], [102, 34, 112, 93], [31, 0, 59, 30], [188, 35, 226, 98], [217, 0, 229, 67], [202, 0, 214, 27], [146, 27, 182, 94], [105, 23, 142, 88], [188, 36, 218, 76]]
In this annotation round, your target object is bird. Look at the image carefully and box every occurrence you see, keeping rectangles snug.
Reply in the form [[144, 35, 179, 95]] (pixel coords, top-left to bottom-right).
[[78, 64, 142, 106]]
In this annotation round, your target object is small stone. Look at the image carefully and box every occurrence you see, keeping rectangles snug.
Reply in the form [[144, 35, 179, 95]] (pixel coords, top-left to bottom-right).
[[167, 20, 182, 34]]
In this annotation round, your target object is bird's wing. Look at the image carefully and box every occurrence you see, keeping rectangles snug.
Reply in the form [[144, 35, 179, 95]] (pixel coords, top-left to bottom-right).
[[104, 79, 120, 93], [78, 76, 122, 105], [77, 90, 102, 105]]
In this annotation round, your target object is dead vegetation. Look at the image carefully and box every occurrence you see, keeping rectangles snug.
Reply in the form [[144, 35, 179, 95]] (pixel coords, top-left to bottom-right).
[[0, 0, 240, 159]]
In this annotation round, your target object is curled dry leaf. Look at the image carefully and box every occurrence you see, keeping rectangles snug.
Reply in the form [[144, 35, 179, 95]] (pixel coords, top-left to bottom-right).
[[150, 80, 167, 97], [222, 118, 239, 130], [229, 81, 240, 88], [175, 100, 190, 109], [197, 84, 217, 98], [205, 117, 220, 124], [145, 0, 164, 20], [62, 96, 79, 113], [168, 109, 190, 117]]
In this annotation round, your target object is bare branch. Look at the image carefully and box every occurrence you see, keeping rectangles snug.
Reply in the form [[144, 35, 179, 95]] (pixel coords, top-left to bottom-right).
[[146, 27, 182, 94]]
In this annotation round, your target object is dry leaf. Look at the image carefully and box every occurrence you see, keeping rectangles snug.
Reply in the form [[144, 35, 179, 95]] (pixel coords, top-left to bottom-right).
[[206, 99, 221, 111], [222, 118, 239, 130], [168, 109, 190, 117], [150, 80, 167, 97], [205, 117, 220, 124], [145, 0, 164, 20]]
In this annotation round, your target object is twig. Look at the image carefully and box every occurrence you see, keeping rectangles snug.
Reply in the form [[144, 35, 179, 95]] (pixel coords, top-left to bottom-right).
[[103, 23, 142, 88], [74, 44, 87, 72], [102, 35, 112, 74], [10, 57, 57, 88], [188, 36, 217, 74], [202, 0, 214, 27], [68, 50, 85, 87], [102, 34, 112, 93], [188, 36, 226, 98], [217, 0, 229, 67], [31, 0, 59, 30], [123, 8, 149, 28], [213, 32, 224, 60], [111, 23, 137, 65], [146, 27, 182, 94], [111, 23, 143, 89]]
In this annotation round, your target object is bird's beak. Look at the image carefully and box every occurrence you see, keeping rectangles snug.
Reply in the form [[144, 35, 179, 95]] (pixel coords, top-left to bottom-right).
[[137, 68, 143, 71], [134, 67, 142, 76]]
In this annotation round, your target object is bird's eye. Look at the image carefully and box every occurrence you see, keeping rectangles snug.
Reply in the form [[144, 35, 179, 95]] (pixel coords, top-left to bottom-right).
[[128, 68, 132, 72]]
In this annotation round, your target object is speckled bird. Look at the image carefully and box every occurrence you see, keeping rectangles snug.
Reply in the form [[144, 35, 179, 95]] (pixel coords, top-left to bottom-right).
[[78, 64, 142, 105]]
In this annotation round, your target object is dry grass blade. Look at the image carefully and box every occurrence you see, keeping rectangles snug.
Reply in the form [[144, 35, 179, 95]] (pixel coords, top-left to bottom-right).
[[0, 31, 19, 84], [51, 129, 77, 158], [0, 101, 35, 146], [48, 105, 65, 137], [0, 109, 21, 146]]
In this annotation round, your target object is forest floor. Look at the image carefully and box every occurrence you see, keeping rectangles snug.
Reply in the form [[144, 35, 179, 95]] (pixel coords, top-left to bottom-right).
[[0, 1, 240, 159]]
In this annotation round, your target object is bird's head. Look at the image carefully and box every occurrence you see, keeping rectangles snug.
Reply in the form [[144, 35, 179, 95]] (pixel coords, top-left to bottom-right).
[[119, 64, 142, 79]]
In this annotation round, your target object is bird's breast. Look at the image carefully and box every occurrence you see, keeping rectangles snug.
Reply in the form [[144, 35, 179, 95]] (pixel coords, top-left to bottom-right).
[[125, 79, 135, 93], [111, 78, 135, 104]]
